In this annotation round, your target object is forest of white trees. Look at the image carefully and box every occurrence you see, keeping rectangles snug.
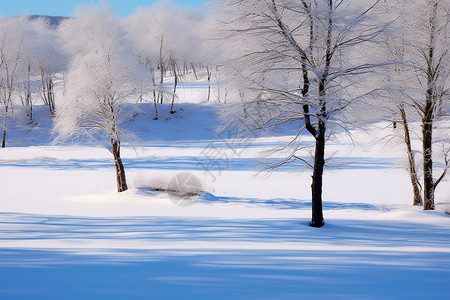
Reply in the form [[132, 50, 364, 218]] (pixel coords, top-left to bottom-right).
[[0, 0, 448, 227]]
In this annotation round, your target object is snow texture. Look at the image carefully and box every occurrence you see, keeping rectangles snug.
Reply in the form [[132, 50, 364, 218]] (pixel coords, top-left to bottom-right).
[[0, 90, 449, 299]]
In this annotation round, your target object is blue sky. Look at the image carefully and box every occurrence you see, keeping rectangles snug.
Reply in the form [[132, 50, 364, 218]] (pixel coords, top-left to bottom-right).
[[0, 0, 209, 18]]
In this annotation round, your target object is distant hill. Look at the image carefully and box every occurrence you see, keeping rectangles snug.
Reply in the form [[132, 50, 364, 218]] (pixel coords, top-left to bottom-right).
[[28, 15, 69, 28], [2, 15, 69, 29]]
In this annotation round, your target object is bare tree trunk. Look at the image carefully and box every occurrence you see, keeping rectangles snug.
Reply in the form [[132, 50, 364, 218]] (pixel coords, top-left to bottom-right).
[[2, 106, 8, 148], [40, 68, 56, 116], [308, 70, 327, 228], [399, 106, 423, 206], [302, 70, 325, 228], [19, 65, 32, 123], [159, 64, 164, 104], [47, 78, 55, 115], [191, 62, 198, 80], [422, 114, 434, 210], [308, 0, 332, 228], [158, 37, 164, 104], [423, 1, 437, 211], [2, 130, 6, 148], [153, 91, 159, 120], [311, 120, 326, 227], [150, 66, 159, 120], [26, 64, 33, 123], [207, 66, 211, 102], [170, 62, 178, 114], [29, 100, 33, 124], [111, 139, 128, 192]]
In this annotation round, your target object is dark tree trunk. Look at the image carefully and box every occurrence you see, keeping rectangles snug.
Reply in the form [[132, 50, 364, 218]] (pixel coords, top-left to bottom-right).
[[2, 106, 8, 148], [158, 38, 165, 104], [422, 116, 434, 210], [170, 63, 178, 114], [1, 129, 6, 148], [27, 87, 33, 124], [26, 64, 33, 123], [111, 139, 128, 192], [302, 64, 325, 228], [191, 62, 198, 80], [399, 106, 423, 206], [153, 90, 159, 120], [159, 63, 164, 104], [150, 66, 159, 120], [47, 78, 55, 115], [40, 68, 55, 116], [423, 1, 437, 211], [310, 120, 325, 227], [308, 0, 331, 228], [206, 66, 211, 102], [299, 0, 325, 228], [29, 100, 33, 125]]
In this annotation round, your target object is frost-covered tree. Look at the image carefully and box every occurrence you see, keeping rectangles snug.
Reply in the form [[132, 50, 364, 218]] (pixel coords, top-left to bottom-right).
[[15, 17, 66, 123], [410, 0, 449, 211], [215, 0, 386, 227], [30, 17, 66, 116], [381, 0, 450, 210], [126, 0, 206, 115], [125, 6, 163, 119], [55, 5, 141, 192], [202, 14, 224, 102], [0, 16, 29, 148], [374, 5, 425, 207]]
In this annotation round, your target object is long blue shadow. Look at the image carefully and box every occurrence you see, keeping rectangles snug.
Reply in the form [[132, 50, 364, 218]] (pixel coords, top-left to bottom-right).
[[0, 156, 395, 172], [200, 193, 386, 211], [0, 213, 449, 299]]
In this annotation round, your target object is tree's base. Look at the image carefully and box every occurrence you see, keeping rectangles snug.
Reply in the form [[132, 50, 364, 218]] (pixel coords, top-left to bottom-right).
[[309, 220, 325, 228], [424, 201, 435, 210], [170, 110, 176, 114]]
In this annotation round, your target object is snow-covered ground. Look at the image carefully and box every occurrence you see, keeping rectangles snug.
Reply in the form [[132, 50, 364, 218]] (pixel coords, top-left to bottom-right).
[[0, 83, 449, 299]]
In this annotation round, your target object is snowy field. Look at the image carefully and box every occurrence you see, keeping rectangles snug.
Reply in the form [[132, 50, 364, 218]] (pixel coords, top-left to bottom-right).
[[0, 83, 449, 299]]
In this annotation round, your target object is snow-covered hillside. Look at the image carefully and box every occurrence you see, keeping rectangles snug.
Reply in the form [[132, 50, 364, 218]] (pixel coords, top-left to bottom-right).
[[27, 15, 68, 28]]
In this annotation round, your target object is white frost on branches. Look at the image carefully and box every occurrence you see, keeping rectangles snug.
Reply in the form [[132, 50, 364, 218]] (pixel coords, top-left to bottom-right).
[[55, 5, 142, 145]]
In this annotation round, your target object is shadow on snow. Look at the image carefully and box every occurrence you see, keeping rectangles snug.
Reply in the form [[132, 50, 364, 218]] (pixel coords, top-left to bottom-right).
[[0, 156, 395, 172], [0, 213, 448, 299]]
